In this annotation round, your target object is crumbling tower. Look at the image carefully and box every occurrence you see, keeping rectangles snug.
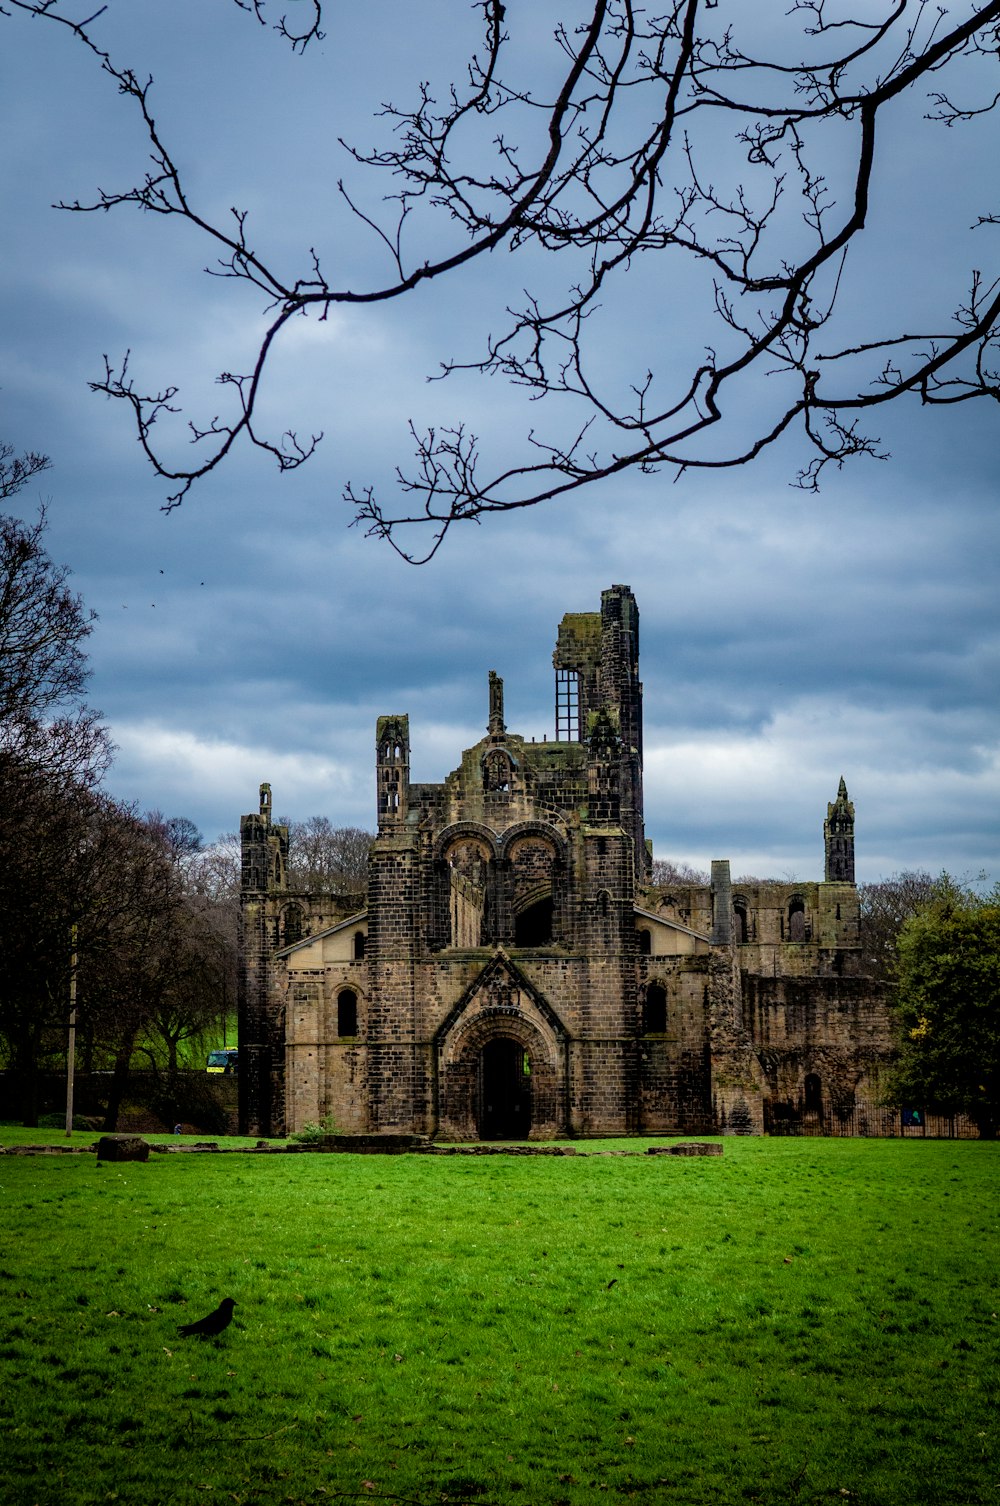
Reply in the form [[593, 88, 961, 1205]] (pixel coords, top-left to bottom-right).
[[553, 583, 647, 880], [238, 783, 289, 1136]]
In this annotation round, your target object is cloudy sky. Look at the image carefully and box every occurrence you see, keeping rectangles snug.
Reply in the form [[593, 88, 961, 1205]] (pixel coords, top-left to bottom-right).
[[1, 1, 998, 885]]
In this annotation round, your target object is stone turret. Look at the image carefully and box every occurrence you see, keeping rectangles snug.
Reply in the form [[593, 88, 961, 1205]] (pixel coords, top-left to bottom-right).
[[239, 782, 288, 893], [487, 670, 505, 737], [482, 672, 518, 795], [824, 777, 855, 883], [376, 715, 410, 829]]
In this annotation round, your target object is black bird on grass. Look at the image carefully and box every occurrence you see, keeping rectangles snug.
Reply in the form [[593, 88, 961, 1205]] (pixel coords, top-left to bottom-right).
[[177, 1297, 236, 1338]]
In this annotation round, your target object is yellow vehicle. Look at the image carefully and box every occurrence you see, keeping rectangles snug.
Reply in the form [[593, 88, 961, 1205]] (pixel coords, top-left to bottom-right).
[[206, 1048, 238, 1075]]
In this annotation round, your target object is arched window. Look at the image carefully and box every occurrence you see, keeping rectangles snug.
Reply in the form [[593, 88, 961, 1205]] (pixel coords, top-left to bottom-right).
[[483, 750, 514, 793], [804, 1072, 822, 1113], [733, 903, 748, 943], [644, 982, 667, 1034], [337, 989, 358, 1038], [283, 904, 303, 947], [508, 835, 558, 946], [447, 837, 491, 947], [638, 927, 652, 956], [353, 930, 366, 961], [788, 899, 806, 943]]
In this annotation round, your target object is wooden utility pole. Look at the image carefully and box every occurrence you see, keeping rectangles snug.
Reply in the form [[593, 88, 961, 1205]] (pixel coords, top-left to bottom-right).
[[65, 925, 77, 1136]]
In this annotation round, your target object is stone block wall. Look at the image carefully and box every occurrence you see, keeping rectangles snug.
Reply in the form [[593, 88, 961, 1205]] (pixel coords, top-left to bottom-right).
[[240, 584, 900, 1141]]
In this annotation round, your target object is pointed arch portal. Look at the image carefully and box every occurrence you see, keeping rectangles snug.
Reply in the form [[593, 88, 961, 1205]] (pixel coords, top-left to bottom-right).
[[477, 1037, 532, 1139], [433, 955, 567, 1139]]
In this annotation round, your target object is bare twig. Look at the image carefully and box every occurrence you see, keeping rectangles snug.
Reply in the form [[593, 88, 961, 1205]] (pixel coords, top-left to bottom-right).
[[5, 0, 1000, 556]]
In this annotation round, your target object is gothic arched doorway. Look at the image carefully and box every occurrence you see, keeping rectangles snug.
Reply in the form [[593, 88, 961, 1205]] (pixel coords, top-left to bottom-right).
[[477, 1037, 531, 1139]]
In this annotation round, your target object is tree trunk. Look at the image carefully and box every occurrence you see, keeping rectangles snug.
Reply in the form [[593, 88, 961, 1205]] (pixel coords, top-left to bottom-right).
[[102, 1034, 137, 1132], [11, 1020, 42, 1128]]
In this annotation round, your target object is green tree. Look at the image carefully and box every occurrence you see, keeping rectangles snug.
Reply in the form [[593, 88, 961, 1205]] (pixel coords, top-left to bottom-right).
[[71, 812, 239, 1127], [891, 883, 1000, 1138]]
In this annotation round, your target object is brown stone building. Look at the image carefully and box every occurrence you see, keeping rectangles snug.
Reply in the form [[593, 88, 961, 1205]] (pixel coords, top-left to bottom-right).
[[239, 585, 894, 1139]]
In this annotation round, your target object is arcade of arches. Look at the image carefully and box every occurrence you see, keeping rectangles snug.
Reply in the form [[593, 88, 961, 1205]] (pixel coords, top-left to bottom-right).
[[240, 585, 900, 1141]]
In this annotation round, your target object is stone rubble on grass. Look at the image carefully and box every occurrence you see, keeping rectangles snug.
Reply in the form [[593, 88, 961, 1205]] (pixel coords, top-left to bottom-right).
[[3, 1136, 723, 1158]]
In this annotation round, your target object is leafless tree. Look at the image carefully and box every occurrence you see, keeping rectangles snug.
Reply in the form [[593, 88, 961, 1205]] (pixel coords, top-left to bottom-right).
[[858, 868, 938, 985], [0, 441, 49, 502], [650, 857, 710, 887], [0, 448, 217, 1124], [0, 766, 130, 1122], [188, 831, 242, 902], [5, 2, 1000, 558], [283, 817, 373, 893], [48, 808, 239, 1126], [0, 451, 224, 1121], [0, 500, 95, 727], [0, 445, 110, 796]]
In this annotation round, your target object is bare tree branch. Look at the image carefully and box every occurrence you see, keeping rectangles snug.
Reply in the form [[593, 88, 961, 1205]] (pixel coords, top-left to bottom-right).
[[229, 0, 323, 52], [6, 0, 1000, 556], [0, 441, 50, 501]]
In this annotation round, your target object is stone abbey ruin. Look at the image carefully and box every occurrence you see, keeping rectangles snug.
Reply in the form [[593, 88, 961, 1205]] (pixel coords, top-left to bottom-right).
[[239, 585, 894, 1140]]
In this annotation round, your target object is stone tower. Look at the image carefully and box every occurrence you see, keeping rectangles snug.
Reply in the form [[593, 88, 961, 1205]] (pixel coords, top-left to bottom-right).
[[824, 776, 856, 883], [376, 715, 410, 829], [238, 783, 289, 1136], [553, 583, 647, 879]]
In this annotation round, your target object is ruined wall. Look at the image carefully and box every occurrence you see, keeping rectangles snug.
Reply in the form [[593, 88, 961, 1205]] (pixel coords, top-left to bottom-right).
[[364, 826, 428, 1133], [635, 958, 713, 1133], [240, 584, 898, 1141], [742, 972, 893, 1132], [238, 787, 289, 1137]]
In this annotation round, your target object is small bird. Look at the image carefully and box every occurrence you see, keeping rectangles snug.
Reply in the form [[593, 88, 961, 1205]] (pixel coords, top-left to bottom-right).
[[177, 1297, 236, 1338]]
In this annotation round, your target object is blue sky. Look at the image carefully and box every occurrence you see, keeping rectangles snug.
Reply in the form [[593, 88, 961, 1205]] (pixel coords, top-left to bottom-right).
[[1, 1, 998, 884]]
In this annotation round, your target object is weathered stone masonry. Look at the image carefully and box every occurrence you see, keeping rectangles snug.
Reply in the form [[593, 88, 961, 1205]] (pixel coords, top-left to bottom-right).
[[239, 585, 895, 1139]]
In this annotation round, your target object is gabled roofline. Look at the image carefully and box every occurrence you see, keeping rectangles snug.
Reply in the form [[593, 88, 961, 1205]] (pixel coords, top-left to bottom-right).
[[433, 946, 569, 1046], [634, 905, 710, 943], [276, 911, 367, 959]]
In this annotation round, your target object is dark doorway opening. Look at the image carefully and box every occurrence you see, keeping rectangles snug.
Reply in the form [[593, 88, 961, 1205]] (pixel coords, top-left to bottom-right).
[[478, 1038, 532, 1139], [643, 982, 667, 1034], [514, 896, 553, 946], [337, 989, 358, 1037]]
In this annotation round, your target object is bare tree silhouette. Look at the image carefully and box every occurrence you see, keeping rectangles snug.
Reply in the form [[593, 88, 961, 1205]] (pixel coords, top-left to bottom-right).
[[6, 1, 1000, 557]]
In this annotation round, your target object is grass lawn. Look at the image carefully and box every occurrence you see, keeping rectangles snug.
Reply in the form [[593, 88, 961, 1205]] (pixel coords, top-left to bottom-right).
[[0, 1136, 997, 1506]]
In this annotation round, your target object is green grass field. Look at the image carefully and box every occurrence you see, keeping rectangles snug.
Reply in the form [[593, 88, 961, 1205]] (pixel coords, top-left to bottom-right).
[[0, 1136, 997, 1506]]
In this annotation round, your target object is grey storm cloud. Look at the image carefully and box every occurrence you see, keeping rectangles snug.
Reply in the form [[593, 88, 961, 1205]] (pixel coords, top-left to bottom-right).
[[0, 1, 997, 885]]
